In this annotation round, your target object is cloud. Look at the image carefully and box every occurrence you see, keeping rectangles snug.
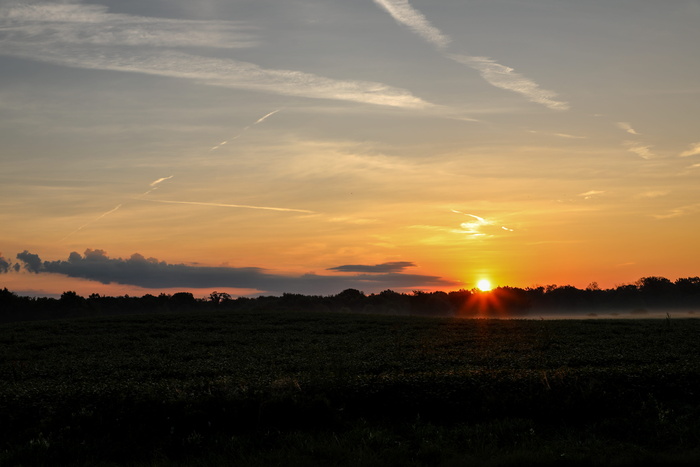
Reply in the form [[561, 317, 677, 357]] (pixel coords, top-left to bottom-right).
[[679, 142, 700, 158], [579, 190, 605, 200], [371, 0, 451, 49], [328, 262, 416, 273], [448, 55, 570, 111], [554, 133, 586, 140], [635, 190, 668, 199], [16, 250, 42, 273], [370, 0, 568, 110], [0, 3, 430, 109], [528, 130, 586, 139], [456, 214, 490, 237], [624, 141, 655, 159], [450, 210, 514, 238], [0, 2, 257, 49], [0, 253, 13, 273], [652, 204, 700, 220], [616, 122, 640, 135], [12, 249, 457, 295]]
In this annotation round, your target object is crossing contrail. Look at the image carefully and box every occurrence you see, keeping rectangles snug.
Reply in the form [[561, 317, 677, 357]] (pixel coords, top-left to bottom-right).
[[60, 204, 123, 241], [142, 198, 315, 213], [62, 109, 287, 241]]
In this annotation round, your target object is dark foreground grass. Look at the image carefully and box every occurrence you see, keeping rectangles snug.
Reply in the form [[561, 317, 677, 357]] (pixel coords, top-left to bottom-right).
[[1, 310, 699, 465]]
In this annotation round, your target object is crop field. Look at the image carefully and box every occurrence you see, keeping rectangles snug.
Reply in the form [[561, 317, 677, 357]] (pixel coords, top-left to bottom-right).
[[2, 310, 700, 466]]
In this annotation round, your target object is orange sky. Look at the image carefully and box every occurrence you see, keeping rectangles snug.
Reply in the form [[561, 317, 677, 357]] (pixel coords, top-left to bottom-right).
[[2, 1, 699, 297]]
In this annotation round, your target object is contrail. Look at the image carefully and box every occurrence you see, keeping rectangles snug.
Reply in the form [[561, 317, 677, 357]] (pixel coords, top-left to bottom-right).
[[255, 108, 282, 124], [150, 175, 174, 187], [60, 204, 123, 241], [63, 174, 174, 241], [210, 109, 282, 151], [142, 175, 174, 195], [62, 107, 286, 239], [142, 198, 315, 213]]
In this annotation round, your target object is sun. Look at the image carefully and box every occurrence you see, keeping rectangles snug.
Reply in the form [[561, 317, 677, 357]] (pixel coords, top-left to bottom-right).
[[476, 279, 493, 291]]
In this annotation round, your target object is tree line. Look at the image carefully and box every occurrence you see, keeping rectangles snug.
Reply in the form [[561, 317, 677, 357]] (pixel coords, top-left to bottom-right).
[[1, 276, 700, 323]]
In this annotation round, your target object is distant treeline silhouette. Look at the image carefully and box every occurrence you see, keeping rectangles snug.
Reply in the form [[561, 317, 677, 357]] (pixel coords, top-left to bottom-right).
[[2, 276, 700, 322]]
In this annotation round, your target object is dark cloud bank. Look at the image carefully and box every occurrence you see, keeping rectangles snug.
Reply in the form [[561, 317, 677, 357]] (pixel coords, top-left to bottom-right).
[[7, 249, 456, 296], [0, 253, 18, 273], [327, 262, 415, 273]]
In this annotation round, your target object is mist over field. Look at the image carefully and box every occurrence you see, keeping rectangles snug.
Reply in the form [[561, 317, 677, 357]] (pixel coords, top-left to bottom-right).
[[2, 274, 699, 323]]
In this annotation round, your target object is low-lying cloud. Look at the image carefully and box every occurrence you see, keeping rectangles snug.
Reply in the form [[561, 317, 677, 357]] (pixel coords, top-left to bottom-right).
[[0, 253, 16, 273], [8, 249, 456, 295], [327, 261, 415, 273]]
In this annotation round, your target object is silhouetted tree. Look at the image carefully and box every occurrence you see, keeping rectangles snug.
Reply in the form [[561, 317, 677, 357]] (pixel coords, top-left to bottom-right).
[[636, 276, 674, 307], [169, 292, 196, 311], [209, 291, 232, 306], [59, 291, 88, 317], [333, 289, 366, 312]]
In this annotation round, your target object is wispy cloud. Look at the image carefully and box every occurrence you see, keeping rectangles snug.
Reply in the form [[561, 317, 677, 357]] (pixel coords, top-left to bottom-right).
[[448, 55, 570, 111], [371, 0, 451, 49], [635, 190, 668, 199], [0, 3, 430, 109], [653, 204, 700, 220], [624, 141, 656, 159], [142, 198, 315, 214], [371, 0, 568, 110], [679, 142, 700, 158], [451, 209, 514, 238], [554, 133, 586, 140], [616, 122, 640, 135], [528, 130, 586, 139], [0, 2, 257, 49], [455, 213, 490, 238], [579, 190, 605, 200]]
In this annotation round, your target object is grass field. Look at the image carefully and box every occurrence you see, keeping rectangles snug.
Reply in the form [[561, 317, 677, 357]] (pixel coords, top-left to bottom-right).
[[2, 310, 700, 466]]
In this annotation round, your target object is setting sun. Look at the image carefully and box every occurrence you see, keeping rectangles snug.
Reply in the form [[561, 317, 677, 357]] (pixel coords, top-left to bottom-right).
[[477, 279, 493, 291]]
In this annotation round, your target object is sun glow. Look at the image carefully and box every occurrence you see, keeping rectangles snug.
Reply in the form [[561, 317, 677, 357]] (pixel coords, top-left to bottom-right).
[[477, 279, 492, 291]]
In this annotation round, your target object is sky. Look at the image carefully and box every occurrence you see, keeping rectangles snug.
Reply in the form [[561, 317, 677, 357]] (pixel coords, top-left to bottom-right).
[[1, 0, 699, 298]]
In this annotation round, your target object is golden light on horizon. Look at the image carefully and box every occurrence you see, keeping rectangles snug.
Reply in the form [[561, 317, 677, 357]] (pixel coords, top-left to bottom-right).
[[477, 279, 493, 291]]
